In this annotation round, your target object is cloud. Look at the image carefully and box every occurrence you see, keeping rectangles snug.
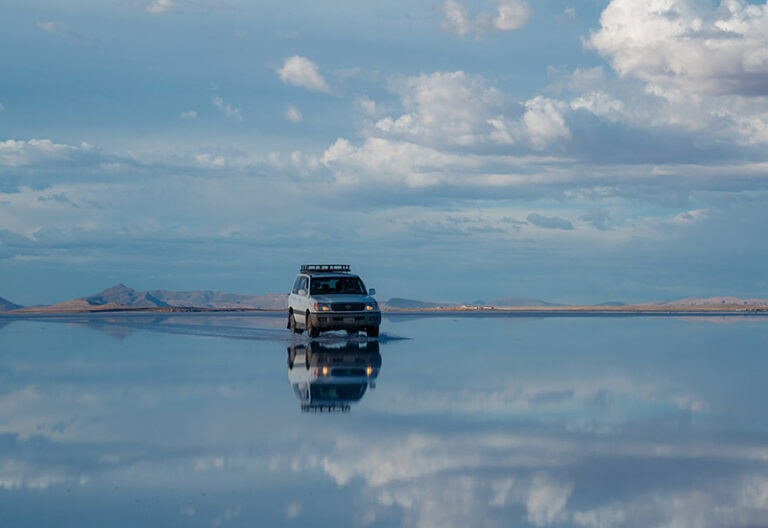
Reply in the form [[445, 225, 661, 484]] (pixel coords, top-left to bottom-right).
[[374, 71, 507, 147], [285, 104, 302, 123], [211, 96, 243, 121], [36, 21, 83, 40], [526, 212, 574, 230], [521, 96, 571, 149], [441, 0, 532, 37], [526, 474, 573, 526], [372, 71, 574, 151], [0, 139, 92, 168], [579, 209, 611, 230], [180, 110, 197, 119], [277, 56, 330, 93], [588, 0, 768, 97], [563, 7, 576, 21], [146, 0, 175, 14], [493, 0, 533, 31]]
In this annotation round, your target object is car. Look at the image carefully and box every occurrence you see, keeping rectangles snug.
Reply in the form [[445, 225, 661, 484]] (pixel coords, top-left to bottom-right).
[[287, 340, 381, 413], [287, 264, 381, 338]]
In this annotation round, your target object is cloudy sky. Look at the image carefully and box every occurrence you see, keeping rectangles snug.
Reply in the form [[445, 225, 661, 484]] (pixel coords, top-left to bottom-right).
[[2, 0, 768, 305]]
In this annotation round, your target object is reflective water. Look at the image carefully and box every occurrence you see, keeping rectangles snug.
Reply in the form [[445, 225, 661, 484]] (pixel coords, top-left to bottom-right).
[[1, 313, 768, 527]]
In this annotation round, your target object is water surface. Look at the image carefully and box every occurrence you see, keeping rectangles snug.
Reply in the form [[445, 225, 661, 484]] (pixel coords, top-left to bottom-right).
[[1, 313, 767, 527]]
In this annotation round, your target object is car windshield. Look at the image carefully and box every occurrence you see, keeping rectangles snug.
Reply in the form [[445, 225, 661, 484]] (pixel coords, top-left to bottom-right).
[[310, 276, 366, 295]]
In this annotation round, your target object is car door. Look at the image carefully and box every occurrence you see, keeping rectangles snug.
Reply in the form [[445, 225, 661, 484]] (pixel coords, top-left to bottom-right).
[[289, 276, 302, 316], [296, 275, 310, 324]]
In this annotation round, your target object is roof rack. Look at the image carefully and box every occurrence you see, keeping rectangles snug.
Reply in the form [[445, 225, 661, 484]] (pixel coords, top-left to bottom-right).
[[300, 264, 351, 274], [301, 403, 351, 413]]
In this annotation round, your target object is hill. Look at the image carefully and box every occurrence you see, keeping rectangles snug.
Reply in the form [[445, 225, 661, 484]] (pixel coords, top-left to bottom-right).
[[382, 298, 453, 310], [11, 284, 289, 312], [0, 296, 22, 312], [487, 296, 560, 307], [147, 289, 288, 310], [647, 296, 768, 307]]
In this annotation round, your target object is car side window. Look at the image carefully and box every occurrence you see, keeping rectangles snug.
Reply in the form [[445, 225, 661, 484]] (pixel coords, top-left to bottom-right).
[[292, 277, 301, 294], [300, 277, 309, 294]]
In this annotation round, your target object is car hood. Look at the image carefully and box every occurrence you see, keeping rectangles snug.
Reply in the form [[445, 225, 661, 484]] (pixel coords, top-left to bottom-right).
[[311, 294, 376, 304]]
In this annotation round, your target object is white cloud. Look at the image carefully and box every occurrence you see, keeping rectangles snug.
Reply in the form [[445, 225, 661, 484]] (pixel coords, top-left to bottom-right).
[[211, 96, 243, 121], [180, 110, 197, 119], [285, 104, 302, 123], [321, 137, 469, 187], [563, 7, 576, 21], [589, 0, 768, 97], [375, 71, 506, 146], [355, 95, 378, 116], [441, 0, 474, 37], [526, 474, 573, 526], [146, 0, 175, 14], [522, 96, 571, 148], [194, 153, 227, 168], [277, 56, 330, 93], [0, 139, 92, 167], [441, 0, 532, 37], [493, 0, 533, 31]]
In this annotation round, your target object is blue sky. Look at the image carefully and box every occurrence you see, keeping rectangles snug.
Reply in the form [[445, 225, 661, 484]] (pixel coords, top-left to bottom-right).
[[2, 0, 768, 305]]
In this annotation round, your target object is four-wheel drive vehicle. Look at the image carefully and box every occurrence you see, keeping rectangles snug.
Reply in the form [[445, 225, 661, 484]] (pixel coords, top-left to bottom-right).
[[287, 264, 381, 338]]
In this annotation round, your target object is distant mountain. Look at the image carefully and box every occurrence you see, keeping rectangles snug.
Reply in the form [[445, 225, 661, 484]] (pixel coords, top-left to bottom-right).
[[487, 296, 560, 307], [594, 301, 626, 306], [84, 284, 288, 310], [648, 296, 768, 307], [147, 289, 288, 310], [0, 296, 22, 312], [85, 284, 169, 307], [382, 296, 558, 309], [382, 298, 453, 310]]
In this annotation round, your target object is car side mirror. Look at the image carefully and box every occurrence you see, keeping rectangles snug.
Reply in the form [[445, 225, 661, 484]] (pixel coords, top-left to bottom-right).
[[368, 288, 376, 296], [298, 289, 307, 296]]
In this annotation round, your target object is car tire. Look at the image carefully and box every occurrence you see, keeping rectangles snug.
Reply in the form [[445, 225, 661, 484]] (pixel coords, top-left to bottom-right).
[[366, 326, 379, 338], [307, 312, 320, 338], [346, 329, 358, 335], [288, 312, 302, 334]]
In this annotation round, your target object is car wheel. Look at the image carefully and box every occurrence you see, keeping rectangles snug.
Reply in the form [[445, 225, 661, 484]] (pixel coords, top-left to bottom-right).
[[307, 312, 320, 338], [366, 326, 379, 338], [288, 348, 295, 369], [288, 312, 302, 334], [346, 329, 358, 335]]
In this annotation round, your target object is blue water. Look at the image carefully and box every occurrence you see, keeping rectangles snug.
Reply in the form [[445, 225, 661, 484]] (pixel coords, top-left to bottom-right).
[[1, 313, 767, 527]]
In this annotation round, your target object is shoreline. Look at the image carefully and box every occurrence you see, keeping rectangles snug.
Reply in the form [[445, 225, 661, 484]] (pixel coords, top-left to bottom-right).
[[2, 305, 768, 317]]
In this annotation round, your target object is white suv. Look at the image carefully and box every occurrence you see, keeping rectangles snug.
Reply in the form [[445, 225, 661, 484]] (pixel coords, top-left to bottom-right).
[[287, 264, 381, 338]]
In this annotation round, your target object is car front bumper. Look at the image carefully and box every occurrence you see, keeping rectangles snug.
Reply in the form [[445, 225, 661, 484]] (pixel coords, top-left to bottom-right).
[[309, 311, 381, 330]]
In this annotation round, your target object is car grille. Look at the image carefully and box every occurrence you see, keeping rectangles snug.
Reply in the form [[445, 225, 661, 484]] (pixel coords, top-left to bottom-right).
[[332, 368, 366, 376], [331, 303, 365, 311]]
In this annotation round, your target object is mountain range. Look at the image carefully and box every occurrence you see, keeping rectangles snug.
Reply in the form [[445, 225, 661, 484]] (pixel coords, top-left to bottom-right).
[[381, 296, 558, 309], [2, 286, 768, 313]]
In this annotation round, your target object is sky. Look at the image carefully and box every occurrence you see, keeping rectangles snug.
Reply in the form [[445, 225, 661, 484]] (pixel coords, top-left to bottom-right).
[[2, 0, 768, 305]]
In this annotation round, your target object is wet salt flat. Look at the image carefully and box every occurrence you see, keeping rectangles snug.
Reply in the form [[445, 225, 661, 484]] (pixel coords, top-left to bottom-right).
[[1, 313, 768, 527]]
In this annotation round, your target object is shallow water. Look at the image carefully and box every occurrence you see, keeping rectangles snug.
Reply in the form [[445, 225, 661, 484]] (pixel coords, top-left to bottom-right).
[[1, 313, 767, 527]]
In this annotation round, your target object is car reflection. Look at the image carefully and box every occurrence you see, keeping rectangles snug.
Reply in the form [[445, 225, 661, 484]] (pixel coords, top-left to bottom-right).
[[287, 340, 381, 413]]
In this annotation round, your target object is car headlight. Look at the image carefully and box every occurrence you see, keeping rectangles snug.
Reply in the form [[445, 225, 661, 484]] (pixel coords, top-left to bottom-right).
[[365, 301, 378, 311], [314, 303, 331, 311]]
